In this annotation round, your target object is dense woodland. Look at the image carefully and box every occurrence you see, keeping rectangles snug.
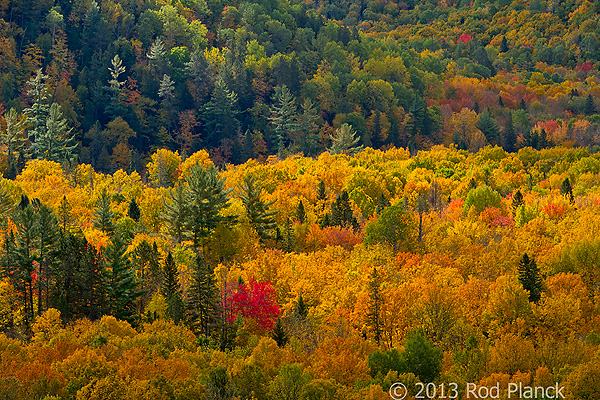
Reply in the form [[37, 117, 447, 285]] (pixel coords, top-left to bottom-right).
[[3, 0, 600, 398], [1, 146, 600, 398]]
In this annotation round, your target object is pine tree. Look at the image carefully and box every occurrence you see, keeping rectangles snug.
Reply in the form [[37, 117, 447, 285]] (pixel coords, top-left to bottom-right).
[[269, 84, 299, 154], [24, 69, 51, 154], [92, 188, 116, 234], [316, 180, 327, 208], [158, 74, 175, 106], [518, 253, 543, 303], [31, 102, 76, 163], [162, 182, 189, 243], [239, 173, 278, 242], [57, 195, 73, 233], [187, 256, 218, 337], [328, 123, 363, 155], [1, 108, 27, 166], [105, 234, 143, 325], [368, 268, 383, 345], [186, 164, 236, 251], [132, 240, 162, 314], [128, 197, 141, 222], [106, 54, 127, 119], [295, 201, 306, 224], [36, 203, 58, 315], [162, 252, 184, 324], [477, 110, 501, 146], [0, 180, 15, 225]]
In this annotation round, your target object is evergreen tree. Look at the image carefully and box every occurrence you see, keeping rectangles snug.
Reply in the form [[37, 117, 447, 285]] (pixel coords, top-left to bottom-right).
[[500, 36, 508, 53], [269, 84, 299, 154], [520, 99, 527, 110], [407, 94, 433, 138], [512, 189, 524, 215], [186, 50, 214, 109], [36, 203, 58, 315], [1, 108, 27, 168], [31, 102, 76, 163], [561, 177, 574, 203], [477, 110, 501, 146], [294, 294, 308, 320], [188, 256, 218, 337], [24, 69, 51, 154], [330, 190, 356, 229], [0, 180, 15, 225], [162, 182, 189, 243], [57, 195, 73, 233], [316, 180, 327, 204], [585, 94, 596, 115], [368, 268, 382, 345], [498, 96, 504, 107], [295, 200, 306, 224], [328, 123, 363, 155], [162, 252, 184, 324], [203, 78, 239, 148], [106, 54, 127, 119], [128, 197, 141, 222], [239, 173, 278, 243], [296, 98, 321, 156], [517, 253, 543, 303], [283, 217, 295, 252], [503, 113, 517, 153], [92, 188, 116, 234], [104, 234, 143, 325], [271, 317, 288, 348], [132, 240, 162, 314], [185, 164, 237, 251]]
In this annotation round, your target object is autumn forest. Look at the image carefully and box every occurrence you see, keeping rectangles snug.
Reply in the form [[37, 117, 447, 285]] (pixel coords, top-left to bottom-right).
[[2, 0, 600, 397]]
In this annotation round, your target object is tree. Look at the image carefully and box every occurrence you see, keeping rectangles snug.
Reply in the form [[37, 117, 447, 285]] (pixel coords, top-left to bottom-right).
[[162, 182, 189, 243], [162, 252, 184, 324], [401, 329, 443, 382], [503, 113, 517, 153], [228, 279, 280, 331], [365, 204, 416, 252], [330, 190, 356, 229], [272, 317, 288, 347], [57, 195, 73, 233], [36, 203, 58, 315], [512, 190, 524, 215], [269, 84, 299, 154], [561, 177, 574, 203], [106, 54, 127, 119], [128, 197, 140, 221], [29, 102, 76, 163], [518, 253, 543, 303], [185, 164, 236, 251], [92, 188, 116, 234], [239, 173, 278, 243], [24, 69, 51, 155], [188, 256, 218, 337], [585, 94, 596, 115], [477, 110, 501, 146], [368, 268, 383, 345], [104, 234, 143, 325], [296, 98, 321, 156], [203, 78, 239, 148], [296, 201, 306, 224], [1, 108, 27, 168], [328, 123, 363, 155]]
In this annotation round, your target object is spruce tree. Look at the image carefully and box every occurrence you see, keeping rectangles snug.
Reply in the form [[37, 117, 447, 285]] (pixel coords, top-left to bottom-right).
[[512, 189, 524, 215], [585, 94, 596, 115], [271, 317, 288, 347], [36, 203, 58, 314], [238, 173, 278, 243], [92, 188, 116, 235], [202, 78, 239, 148], [185, 164, 236, 251], [31, 102, 76, 163], [294, 294, 308, 320], [105, 234, 143, 325], [330, 190, 356, 229], [128, 197, 141, 222], [187, 256, 218, 337], [162, 182, 189, 243], [376, 193, 391, 214], [57, 195, 73, 233], [503, 113, 517, 153], [296, 98, 321, 156], [162, 252, 184, 324], [517, 253, 543, 303], [295, 200, 306, 224], [561, 177, 574, 203], [477, 110, 501, 146]]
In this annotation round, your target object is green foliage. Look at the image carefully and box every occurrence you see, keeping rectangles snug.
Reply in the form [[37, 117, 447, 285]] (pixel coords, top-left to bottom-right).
[[92, 188, 116, 235], [463, 185, 502, 214], [517, 253, 543, 303], [328, 124, 363, 155], [365, 204, 415, 252], [187, 256, 218, 337], [272, 317, 288, 347], [330, 190, 356, 229], [269, 364, 310, 400], [239, 173, 278, 243], [162, 252, 184, 324]]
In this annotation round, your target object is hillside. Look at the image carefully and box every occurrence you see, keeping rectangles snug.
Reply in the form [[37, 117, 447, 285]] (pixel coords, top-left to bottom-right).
[[2, 0, 600, 172], [1, 146, 600, 397]]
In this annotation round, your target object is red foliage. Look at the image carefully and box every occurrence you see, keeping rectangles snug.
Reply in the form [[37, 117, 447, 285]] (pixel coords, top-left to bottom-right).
[[480, 206, 513, 228], [542, 202, 565, 220], [227, 279, 280, 330], [458, 33, 473, 44], [576, 62, 593, 74]]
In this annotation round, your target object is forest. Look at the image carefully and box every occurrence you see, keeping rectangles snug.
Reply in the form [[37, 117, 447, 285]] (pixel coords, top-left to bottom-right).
[[2, 0, 600, 397]]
